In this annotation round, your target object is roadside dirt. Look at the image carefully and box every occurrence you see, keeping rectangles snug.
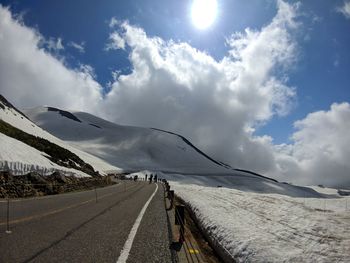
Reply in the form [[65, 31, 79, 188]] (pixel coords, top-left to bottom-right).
[[174, 197, 222, 263]]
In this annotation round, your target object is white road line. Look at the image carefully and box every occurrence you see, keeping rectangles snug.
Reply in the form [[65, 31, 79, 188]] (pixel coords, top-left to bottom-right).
[[116, 183, 158, 263]]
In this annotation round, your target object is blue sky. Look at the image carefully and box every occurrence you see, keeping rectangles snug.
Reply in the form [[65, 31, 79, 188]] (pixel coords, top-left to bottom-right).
[[2, 0, 349, 144], [1, 0, 350, 186], [2, 0, 278, 85]]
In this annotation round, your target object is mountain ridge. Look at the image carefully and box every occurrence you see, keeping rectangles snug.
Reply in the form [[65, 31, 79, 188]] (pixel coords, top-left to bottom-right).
[[0, 95, 327, 197], [24, 106, 234, 174]]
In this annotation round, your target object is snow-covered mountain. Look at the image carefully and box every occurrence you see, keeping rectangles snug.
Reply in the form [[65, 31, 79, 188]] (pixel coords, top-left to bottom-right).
[[23, 105, 328, 197], [24, 106, 232, 174], [0, 95, 327, 197], [0, 95, 119, 177]]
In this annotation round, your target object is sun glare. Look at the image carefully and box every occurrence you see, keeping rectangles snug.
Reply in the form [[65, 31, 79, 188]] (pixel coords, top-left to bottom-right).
[[191, 0, 218, 30]]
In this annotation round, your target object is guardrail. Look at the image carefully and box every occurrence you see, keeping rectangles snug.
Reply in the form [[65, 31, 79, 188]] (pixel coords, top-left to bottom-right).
[[164, 181, 203, 263]]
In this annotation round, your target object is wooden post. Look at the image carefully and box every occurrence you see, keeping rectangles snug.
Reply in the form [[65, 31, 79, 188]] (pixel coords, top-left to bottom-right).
[[6, 198, 11, 234], [168, 190, 174, 210], [175, 205, 185, 242]]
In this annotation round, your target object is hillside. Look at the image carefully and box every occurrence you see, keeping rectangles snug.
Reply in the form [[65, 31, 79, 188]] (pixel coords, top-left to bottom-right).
[[0, 94, 327, 197], [0, 119, 97, 176], [24, 105, 327, 197], [0, 95, 120, 175], [24, 106, 232, 174]]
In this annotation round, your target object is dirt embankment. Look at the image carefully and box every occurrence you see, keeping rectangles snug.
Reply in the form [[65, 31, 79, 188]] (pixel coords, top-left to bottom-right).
[[0, 171, 115, 198]]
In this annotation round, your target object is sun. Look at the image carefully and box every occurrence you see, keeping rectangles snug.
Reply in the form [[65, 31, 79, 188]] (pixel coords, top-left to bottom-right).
[[191, 0, 218, 30]]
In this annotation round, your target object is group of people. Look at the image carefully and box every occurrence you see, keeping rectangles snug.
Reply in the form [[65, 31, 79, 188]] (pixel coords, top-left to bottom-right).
[[144, 173, 160, 183], [131, 173, 163, 183]]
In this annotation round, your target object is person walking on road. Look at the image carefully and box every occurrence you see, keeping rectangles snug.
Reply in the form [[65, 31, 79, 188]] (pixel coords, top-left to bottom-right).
[[145, 174, 148, 181], [154, 174, 158, 183], [149, 174, 153, 184]]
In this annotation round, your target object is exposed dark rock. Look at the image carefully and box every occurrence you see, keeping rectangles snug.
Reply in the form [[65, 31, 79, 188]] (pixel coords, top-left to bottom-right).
[[1, 171, 13, 181], [0, 94, 30, 119], [338, 190, 350, 196], [89, 123, 101, 129], [25, 172, 47, 185], [0, 171, 115, 198], [47, 107, 81, 122], [233, 168, 278, 183], [0, 119, 97, 176], [151, 127, 230, 168], [51, 171, 68, 183]]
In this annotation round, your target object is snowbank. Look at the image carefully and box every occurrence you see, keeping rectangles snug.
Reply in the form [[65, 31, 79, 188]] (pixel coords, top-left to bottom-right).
[[0, 133, 90, 177], [160, 172, 325, 197], [170, 183, 350, 262], [0, 104, 119, 174]]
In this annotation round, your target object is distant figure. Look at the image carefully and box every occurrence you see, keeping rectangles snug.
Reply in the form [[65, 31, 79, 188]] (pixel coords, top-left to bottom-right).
[[154, 174, 158, 183], [149, 174, 153, 184], [145, 174, 148, 181], [133, 175, 138, 181]]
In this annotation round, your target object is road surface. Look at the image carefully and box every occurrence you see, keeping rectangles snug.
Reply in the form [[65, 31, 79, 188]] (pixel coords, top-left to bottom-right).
[[0, 181, 172, 263]]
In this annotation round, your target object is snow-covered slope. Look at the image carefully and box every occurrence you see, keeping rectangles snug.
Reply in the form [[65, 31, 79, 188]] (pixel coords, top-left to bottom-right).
[[25, 106, 232, 174], [25, 106, 333, 197], [1, 97, 327, 197], [0, 96, 119, 175], [0, 133, 89, 177], [160, 172, 327, 197]]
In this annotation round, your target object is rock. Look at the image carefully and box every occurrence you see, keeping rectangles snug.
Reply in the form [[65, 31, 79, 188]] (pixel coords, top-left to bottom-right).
[[338, 190, 350, 196], [0, 170, 114, 198], [51, 171, 68, 183], [24, 172, 47, 185], [1, 170, 13, 182]]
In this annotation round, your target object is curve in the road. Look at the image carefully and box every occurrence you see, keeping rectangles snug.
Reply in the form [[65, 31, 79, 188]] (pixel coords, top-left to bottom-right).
[[116, 183, 158, 263]]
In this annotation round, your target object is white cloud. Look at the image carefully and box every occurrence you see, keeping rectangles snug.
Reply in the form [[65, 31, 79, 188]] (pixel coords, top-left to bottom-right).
[[105, 32, 125, 50], [337, 1, 350, 19], [1, 2, 350, 187], [68, 41, 85, 53], [0, 5, 101, 111], [109, 17, 120, 28], [102, 1, 350, 187], [105, 17, 125, 50], [103, 0, 298, 175], [274, 103, 350, 187], [45, 37, 64, 52]]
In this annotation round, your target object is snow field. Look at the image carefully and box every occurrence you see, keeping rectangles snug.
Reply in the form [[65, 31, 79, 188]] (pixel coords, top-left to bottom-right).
[[170, 183, 350, 263], [24, 107, 231, 174]]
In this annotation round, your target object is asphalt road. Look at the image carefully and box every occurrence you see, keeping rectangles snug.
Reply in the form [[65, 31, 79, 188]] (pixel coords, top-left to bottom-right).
[[0, 181, 172, 263]]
